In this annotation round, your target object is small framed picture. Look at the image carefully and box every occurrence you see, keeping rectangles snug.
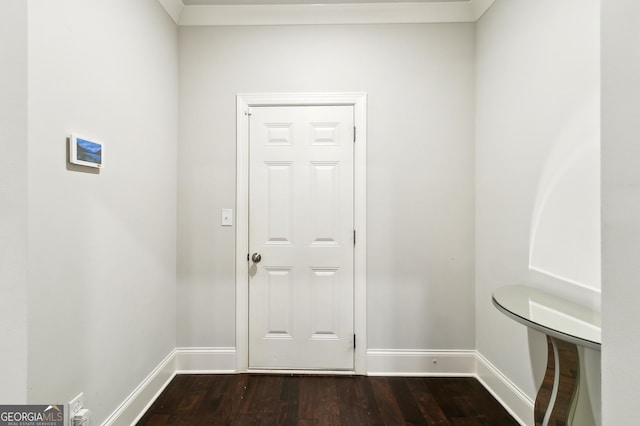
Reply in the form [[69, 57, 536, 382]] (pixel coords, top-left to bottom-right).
[[70, 134, 104, 168]]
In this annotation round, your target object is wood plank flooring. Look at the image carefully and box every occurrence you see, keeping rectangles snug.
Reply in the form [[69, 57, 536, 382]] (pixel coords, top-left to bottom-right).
[[136, 374, 520, 425]]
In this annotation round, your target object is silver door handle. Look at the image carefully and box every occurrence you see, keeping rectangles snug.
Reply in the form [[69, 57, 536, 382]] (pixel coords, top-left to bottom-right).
[[251, 253, 262, 263]]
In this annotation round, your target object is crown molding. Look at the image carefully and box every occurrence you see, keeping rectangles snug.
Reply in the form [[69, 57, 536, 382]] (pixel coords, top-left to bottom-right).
[[469, 0, 494, 20], [159, 0, 494, 26], [158, 0, 184, 24]]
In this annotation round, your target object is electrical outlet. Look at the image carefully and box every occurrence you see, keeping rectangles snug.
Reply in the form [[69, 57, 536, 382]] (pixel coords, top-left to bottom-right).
[[68, 393, 83, 425]]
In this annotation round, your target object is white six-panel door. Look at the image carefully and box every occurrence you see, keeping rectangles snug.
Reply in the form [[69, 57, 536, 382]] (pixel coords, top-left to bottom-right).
[[248, 105, 355, 370]]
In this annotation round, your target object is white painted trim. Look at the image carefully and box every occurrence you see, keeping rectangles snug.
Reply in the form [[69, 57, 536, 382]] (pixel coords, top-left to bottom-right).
[[175, 347, 238, 373], [104, 347, 531, 425], [102, 349, 176, 426], [475, 352, 533, 426], [157, 0, 184, 24], [366, 349, 531, 424], [353, 95, 368, 375], [469, 0, 495, 20], [178, 0, 495, 26], [236, 98, 251, 373], [366, 349, 477, 376], [236, 93, 367, 375], [247, 369, 357, 376]]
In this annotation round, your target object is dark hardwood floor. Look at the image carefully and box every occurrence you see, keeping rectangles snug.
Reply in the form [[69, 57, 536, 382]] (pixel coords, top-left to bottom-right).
[[136, 374, 520, 425]]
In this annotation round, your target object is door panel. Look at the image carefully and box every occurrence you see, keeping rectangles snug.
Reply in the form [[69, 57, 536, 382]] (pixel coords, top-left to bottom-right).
[[249, 105, 354, 370]]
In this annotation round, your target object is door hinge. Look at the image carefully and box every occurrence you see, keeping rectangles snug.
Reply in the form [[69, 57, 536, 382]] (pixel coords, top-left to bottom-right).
[[247, 253, 250, 262], [353, 126, 356, 143], [353, 230, 356, 247], [354, 334, 356, 349]]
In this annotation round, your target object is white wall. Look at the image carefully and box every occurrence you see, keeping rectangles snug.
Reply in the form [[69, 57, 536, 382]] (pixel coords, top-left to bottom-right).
[[5, 1, 616, 422], [178, 24, 476, 352], [26, 0, 178, 423], [0, 0, 28, 404], [601, 1, 640, 424], [475, 0, 600, 424]]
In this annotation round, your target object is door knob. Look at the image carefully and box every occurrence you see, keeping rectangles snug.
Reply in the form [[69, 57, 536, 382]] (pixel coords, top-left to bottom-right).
[[251, 253, 262, 263]]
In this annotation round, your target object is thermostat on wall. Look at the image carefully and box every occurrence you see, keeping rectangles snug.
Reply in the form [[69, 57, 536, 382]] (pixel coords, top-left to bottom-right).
[[70, 134, 104, 168]]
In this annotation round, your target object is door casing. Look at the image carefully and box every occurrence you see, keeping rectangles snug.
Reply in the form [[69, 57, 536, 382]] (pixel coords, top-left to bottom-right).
[[236, 93, 367, 374]]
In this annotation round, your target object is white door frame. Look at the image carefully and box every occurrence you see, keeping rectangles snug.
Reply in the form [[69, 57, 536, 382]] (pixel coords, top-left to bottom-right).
[[236, 93, 367, 374]]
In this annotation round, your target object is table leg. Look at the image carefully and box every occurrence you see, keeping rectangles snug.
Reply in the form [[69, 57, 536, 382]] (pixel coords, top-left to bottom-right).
[[534, 335, 580, 426]]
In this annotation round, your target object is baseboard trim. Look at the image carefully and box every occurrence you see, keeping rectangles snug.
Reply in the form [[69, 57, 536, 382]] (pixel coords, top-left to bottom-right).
[[366, 349, 477, 376], [366, 349, 532, 425], [475, 352, 533, 426], [104, 347, 533, 426], [102, 349, 176, 426], [175, 347, 237, 374]]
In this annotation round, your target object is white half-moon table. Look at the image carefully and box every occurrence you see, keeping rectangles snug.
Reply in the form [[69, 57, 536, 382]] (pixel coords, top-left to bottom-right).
[[492, 285, 601, 426]]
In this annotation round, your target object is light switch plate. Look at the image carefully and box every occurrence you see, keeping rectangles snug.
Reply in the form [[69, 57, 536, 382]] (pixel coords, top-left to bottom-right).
[[221, 209, 233, 226]]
